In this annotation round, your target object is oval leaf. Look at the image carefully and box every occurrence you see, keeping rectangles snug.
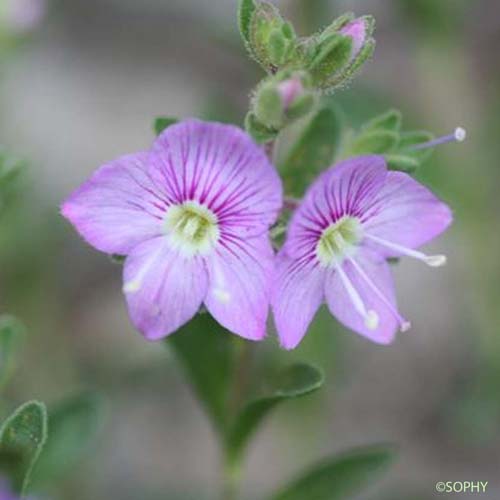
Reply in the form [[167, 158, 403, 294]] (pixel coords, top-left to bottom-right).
[[165, 313, 234, 436], [279, 104, 342, 197], [31, 392, 103, 485], [0, 316, 24, 391], [0, 401, 48, 496], [270, 445, 396, 500], [226, 363, 323, 463]]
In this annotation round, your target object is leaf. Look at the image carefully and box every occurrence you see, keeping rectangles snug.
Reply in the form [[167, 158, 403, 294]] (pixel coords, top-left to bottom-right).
[[165, 313, 234, 435], [154, 117, 178, 136], [385, 154, 420, 173], [0, 401, 48, 496], [31, 392, 103, 485], [362, 109, 402, 133], [0, 316, 24, 391], [398, 130, 434, 162], [226, 363, 323, 464], [238, 0, 256, 44], [270, 445, 396, 500], [0, 149, 25, 188], [348, 130, 399, 155], [279, 103, 342, 197]]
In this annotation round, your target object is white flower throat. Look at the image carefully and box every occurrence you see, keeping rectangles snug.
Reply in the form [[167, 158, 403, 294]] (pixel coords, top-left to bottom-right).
[[163, 201, 219, 257]]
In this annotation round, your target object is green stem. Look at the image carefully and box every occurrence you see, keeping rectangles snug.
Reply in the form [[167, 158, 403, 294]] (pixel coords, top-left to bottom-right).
[[221, 340, 254, 500]]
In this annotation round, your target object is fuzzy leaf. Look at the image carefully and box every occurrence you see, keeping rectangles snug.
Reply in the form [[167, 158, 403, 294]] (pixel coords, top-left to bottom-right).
[[249, 1, 285, 70], [385, 154, 420, 173], [166, 313, 234, 436], [362, 109, 402, 133], [238, 0, 256, 44], [0, 316, 24, 391], [226, 363, 323, 464], [154, 117, 178, 136], [270, 445, 396, 500], [245, 112, 278, 144], [309, 35, 353, 88], [31, 392, 103, 485], [279, 103, 342, 197], [0, 401, 48, 496], [398, 131, 434, 162], [348, 130, 399, 155], [254, 85, 284, 129]]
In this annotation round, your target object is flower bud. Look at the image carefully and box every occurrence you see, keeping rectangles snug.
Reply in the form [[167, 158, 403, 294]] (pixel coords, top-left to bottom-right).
[[252, 73, 316, 130], [340, 17, 368, 61], [307, 14, 375, 91]]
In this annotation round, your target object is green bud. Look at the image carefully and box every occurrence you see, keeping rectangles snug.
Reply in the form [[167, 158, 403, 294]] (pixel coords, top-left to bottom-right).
[[286, 93, 316, 121], [245, 112, 278, 144], [254, 84, 283, 129], [308, 34, 353, 87]]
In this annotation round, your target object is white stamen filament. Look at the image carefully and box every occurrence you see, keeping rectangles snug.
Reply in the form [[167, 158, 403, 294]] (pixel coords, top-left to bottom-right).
[[348, 257, 411, 333], [408, 126, 467, 151], [336, 263, 379, 330], [365, 234, 447, 268]]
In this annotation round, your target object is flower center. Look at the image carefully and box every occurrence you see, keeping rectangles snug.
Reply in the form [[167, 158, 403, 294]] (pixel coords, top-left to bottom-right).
[[316, 216, 362, 267], [163, 201, 219, 256]]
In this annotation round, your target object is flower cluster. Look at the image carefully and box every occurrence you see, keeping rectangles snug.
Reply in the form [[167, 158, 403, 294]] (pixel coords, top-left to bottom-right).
[[62, 119, 454, 349]]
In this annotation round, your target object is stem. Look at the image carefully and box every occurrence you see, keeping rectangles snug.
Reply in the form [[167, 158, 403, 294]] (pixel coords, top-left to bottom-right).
[[220, 340, 255, 500]]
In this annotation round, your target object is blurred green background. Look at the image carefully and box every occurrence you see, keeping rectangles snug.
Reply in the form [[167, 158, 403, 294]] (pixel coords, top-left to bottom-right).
[[1, 0, 499, 498]]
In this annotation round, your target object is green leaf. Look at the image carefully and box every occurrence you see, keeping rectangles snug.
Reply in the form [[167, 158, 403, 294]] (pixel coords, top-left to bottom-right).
[[385, 154, 420, 173], [249, 1, 285, 70], [31, 392, 103, 485], [0, 401, 48, 496], [362, 109, 402, 133], [279, 103, 342, 197], [0, 316, 24, 391], [165, 313, 234, 435], [270, 445, 396, 500], [309, 35, 353, 88], [245, 112, 278, 144], [398, 130, 434, 162], [154, 117, 178, 136], [238, 0, 256, 44], [348, 130, 399, 155], [0, 149, 25, 188], [254, 85, 284, 129], [226, 363, 323, 464]]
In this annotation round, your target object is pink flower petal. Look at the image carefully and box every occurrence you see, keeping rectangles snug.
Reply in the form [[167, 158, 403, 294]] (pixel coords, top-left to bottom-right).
[[123, 238, 208, 340], [152, 119, 282, 238], [272, 252, 325, 350], [284, 155, 387, 259], [204, 235, 274, 341], [325, 251, 398, 345], [61, 153, 167, 255], [361, 171, 453, 257]]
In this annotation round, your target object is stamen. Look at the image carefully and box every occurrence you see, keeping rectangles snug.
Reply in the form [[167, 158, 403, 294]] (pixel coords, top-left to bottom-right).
[[408, 127, 467, 151], [348, 257, 411, 333], [336, 263, 379, 330], [365, 234, 447, 268]]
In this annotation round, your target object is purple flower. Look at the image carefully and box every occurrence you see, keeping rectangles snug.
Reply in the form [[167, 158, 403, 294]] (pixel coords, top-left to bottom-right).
[[272, 156, 452, 349], [1, 0, 46, 34], [340, 17, 369, 61], [62, 120, 282, 341]]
